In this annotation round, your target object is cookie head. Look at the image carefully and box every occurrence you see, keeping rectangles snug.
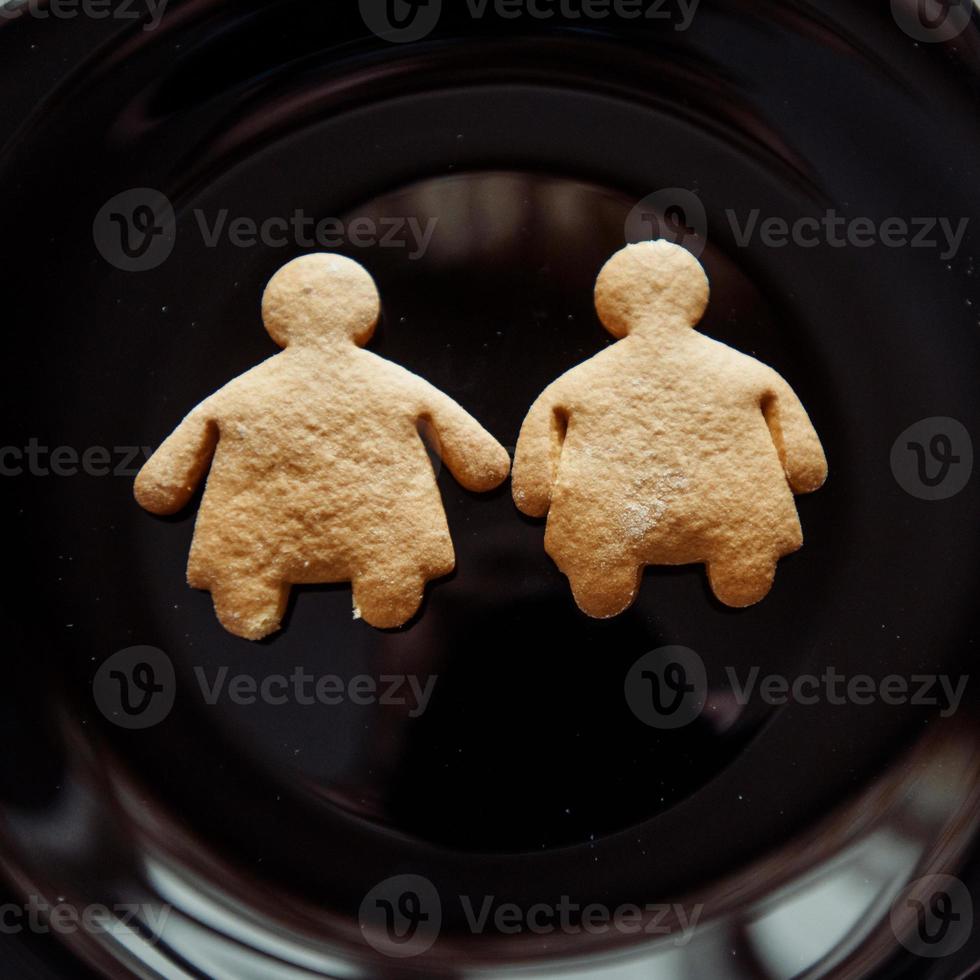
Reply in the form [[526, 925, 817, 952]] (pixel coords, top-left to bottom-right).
[[262, 253, 381, 349], [595, 241, 709, 339]]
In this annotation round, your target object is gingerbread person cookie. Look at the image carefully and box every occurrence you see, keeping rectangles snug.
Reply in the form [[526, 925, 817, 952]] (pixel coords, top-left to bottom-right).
[[512, 240, 827, 616], [136, 253, 510, 639]]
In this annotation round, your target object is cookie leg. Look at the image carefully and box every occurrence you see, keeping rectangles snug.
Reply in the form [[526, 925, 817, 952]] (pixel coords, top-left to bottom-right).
[[707, 551, 777, 608], [209, 575, 290, 641], [352, 571, 427, 630], [565, 562, 641, 619]]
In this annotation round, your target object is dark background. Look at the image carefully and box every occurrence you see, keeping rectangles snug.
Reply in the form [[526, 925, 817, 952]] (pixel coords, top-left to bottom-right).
[[0, 1, 977, 977]]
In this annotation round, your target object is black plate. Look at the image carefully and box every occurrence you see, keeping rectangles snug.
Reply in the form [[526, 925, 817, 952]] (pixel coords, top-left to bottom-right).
[[1, 1, 979, 977]]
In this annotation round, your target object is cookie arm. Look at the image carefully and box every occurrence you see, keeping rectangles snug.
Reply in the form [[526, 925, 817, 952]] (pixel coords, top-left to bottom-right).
[[761, 376, 828, 494], [134, 405, 219, 515], [512, 386, 567, 518], [419, 389, 511, 493]]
